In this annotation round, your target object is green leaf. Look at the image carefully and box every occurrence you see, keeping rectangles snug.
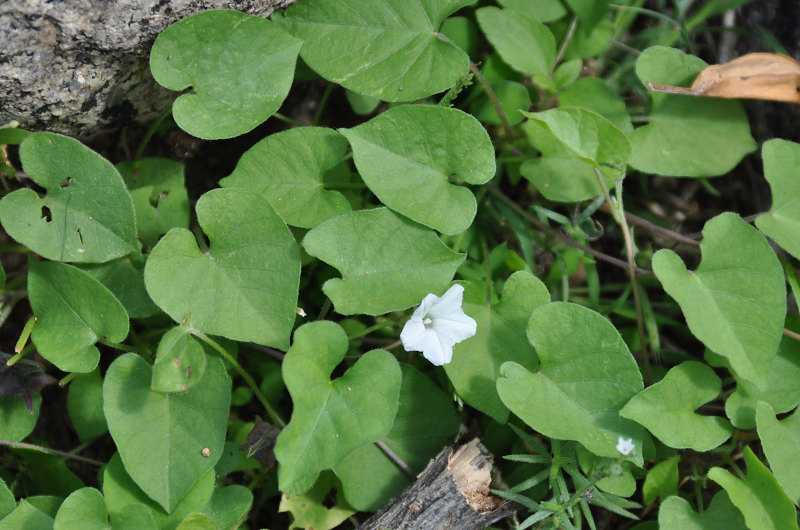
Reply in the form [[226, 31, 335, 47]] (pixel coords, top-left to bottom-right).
[[0, 132, 138, 263], [0, 499, 53, 530], [652, 213, 785, 388], [564, 0, 608, 27], [756, 401, 800, 504], [103, 453, 214, 529], [104, 353, 230, 513], [220, 127, 350, 228], [520, 108, 626, 202], [475, 7, 555, 78], [620, 361, 732, 451], [274, 321, 401, 494], [497, 302, 644, 462], [0, 395, 40, 442], [54, 488, 108, 530], [278, 0, 473, 102], [0, 479, 14, 519], [708, 447, 798, 530], [81, 254, 160, 319], [144, 188, 300, 350], [28, 259, 129, 373], [658, 492, 747, 530], [278, 473, 354, 530], [629, 47, 756, 176], [19, 451, 84, 498], [642, 456, 679, 505], [340, 105, 495, 235], [150, 10, 302, 140], [558, 77, 633, 135], [498, 0, 567, 22], [725, 330, 800, 429], [151, 326, 207, 393], [176, 513, 215, 530], [66, 370, 107, 442], [755, 139, 800, 260], [200, 486, 252, 530], [445, 271, 549, 423], [333, 363, 460, 511], [117, 158, 190, 249], [303, 208, 464, 315]]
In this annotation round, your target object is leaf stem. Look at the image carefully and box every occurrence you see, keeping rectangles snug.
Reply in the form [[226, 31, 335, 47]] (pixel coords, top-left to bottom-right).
[[98, 339, 138, 352], [0, 439, 105, 467], [374, 439, 414, 478], [14, 315, 36, 354], [551, 16, 579, 76], [469, 64, 522, 155], [191, 330, 286, 428], [486, 184, 648, 275], [783, 328, 800, 342], [59, 372, 78, 387], [602, 205, 700, 247], [6, 343, 33, 367], [593, 169, 652, 385]]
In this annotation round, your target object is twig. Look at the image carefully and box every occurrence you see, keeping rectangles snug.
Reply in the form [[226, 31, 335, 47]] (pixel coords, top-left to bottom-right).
[[375, 439, 415, 478], [600, 205, 700, 247], [0, 439, 104, 467], [469, 64, 524, 156], [551, 16, 579, 75], [783, 328, 800, 342]]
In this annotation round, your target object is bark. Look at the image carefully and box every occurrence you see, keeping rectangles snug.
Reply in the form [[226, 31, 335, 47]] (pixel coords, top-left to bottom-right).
[[360, 438, 519, 530], [0, 0, 297, 139]]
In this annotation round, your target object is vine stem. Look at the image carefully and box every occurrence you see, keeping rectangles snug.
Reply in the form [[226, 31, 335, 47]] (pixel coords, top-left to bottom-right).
[[0, 439, 104, 467], [599, 204, 700, 247], [594, 169, 652, 385], [191, 330, 286, 428], [783, 328, 800, 342], [375, 440, 414, 478], [468, 64, 524, 156], [486, 184, 649, 276]]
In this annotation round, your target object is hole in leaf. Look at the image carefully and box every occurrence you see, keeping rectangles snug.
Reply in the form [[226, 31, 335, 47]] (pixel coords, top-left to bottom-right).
[[40, 205, 52, 222], [60, 176, 73, 188]]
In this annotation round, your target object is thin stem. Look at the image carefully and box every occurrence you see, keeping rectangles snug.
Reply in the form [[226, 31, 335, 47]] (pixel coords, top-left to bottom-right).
[[486, 184, 648, 276], [348, 322, 394, 341], [594, 169, 652, 384], [0, 439, 104, 467], [191, 330, 285, 428], [603, 205, 699, 247], [375, 439, 415, 478], [551, 16, 579, 75], [313, 83, 334, 126], [98, 339, 138, 352], [59, 372, 78, 387], [6, 343, 33, 367], [271, 112, 302, 127], [480, 233, 492, 305], [783, 328, 800, 342], [14, 316, 36, 354], [469, 64, 522, 155], [134, 107, 172, 160]]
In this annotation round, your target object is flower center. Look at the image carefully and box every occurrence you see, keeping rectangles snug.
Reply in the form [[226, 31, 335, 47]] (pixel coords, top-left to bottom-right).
[[422, 316, 433, 327]]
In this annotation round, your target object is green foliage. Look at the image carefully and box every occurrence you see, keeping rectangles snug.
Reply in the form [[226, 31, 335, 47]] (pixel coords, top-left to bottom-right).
[[3, 2, 800, 528]]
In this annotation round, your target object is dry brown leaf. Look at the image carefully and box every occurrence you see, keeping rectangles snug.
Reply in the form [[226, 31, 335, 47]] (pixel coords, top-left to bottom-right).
[[648, 52, 800, 103]]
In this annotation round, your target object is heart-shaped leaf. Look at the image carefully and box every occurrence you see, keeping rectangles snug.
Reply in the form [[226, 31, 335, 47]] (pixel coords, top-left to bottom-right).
[[151, 326, 207, 393], [620, 361, 732, 451], [302, 208, 464, 315], [277, 0, 473, 102], [653, 212, 785, 388], [53, 488, 108, 530], [0, 132, 138, 263], [103, 453, 214, 528], [658, 492, 747, 530], [103, 353, 230, 513], [629, 47, 757, 176], [144, 188, 300, 350], [707, 447, 798, 530], [755, 139, 800, 260], [497, 302, 644, 462], [28, 259, 129, 373], [117, 158, 190, 249], [150, 10, 302, 139], [445, 271, 549, 423], [333, 363, 460, 511], [756, 401, 800, 504], [475, 6, 555, 77], [274, 321, 401, 494], [220, 127, 350, 228], [0, 499, 54, 530], [340, 105, 495, 235]]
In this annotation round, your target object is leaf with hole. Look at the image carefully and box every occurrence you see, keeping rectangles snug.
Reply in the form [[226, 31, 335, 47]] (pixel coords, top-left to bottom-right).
[[277, 0, 473, 102], [303, 208, 464, 315], [445, 271, 549, 423], [340, 105, 495, 235], [103, 353, 230, 513], [653, 213, 785, 388], [28, 259, 129, 373], [144, 188, 300, 350], [497, 302, 644, 463], [0, 132, 138, 263], [150, 10, 302, 139], [274, 321, 401, 494], [220, 127, 350, 228]]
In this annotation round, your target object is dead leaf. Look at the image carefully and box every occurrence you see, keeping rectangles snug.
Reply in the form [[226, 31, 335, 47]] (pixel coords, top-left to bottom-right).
[[648, 52, 800, 103], [0, 352, 56, 413]]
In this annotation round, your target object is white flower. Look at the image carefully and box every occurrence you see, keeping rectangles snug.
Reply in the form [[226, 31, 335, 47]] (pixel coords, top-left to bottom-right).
[[616, 436, 635, 456], [400, 284, 477, 366]]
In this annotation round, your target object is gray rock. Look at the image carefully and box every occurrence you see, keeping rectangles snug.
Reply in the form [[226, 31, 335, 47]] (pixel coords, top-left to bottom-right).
[[0, 0, 297, 139]]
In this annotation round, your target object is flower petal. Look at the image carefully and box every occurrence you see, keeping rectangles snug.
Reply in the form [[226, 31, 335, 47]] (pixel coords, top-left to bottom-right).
[[428, 284, 465, 318]]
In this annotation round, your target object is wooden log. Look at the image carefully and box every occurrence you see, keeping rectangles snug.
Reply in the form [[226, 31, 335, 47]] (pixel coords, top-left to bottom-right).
[[360, 439, 518, 530]]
